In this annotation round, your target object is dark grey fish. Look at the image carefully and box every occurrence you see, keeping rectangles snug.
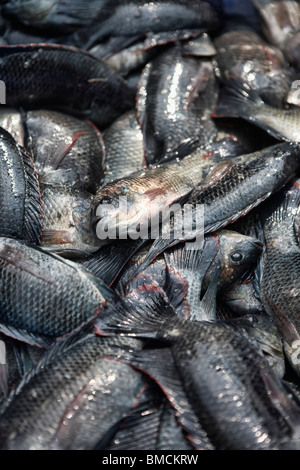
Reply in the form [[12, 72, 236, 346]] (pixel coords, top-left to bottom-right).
[[214, 28, 292, 107], [95, 289, 300, 450], [61, 1, 220, 51], [215, 76, 300, 142], [39, 182, 103, 256], [24, 109, 105, 194], [137, 45, 218, 164], [258, 180, 300, 376], [100, 110, 146, 187], [0, 127, 43, 244], [2, 0, 109, 32], [0, 237, 113, 338], [0, 330, 148, 450], [0, 44, 134, 129], [133, 142, 300, 275]]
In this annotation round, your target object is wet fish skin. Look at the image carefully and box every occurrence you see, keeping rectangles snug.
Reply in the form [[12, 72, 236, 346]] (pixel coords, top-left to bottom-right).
[[215, 76, 300, 142], [0, 237, 113, 337], [24, 109, 105, 194], [92, 139, 241, 244], [100, 110, 145, 188], [137, 45, 218, 164], [2, 0, 110, 32], [137, 142, 300, 273], [63, 1, 220, 50], [214, 28, 292, 107], [39, 182, 103, 256], [0, 332, 147, 450], [0, 127, 43, 244], [0, 44, 134, 129], [258, 180, 300, 374], [96, 292, 299, 450]]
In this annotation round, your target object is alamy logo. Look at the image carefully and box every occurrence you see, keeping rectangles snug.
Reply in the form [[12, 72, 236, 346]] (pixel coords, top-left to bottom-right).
[[95, 198, 205, 250], [0, 340, 5, 365], [0, 81, 6, 105]]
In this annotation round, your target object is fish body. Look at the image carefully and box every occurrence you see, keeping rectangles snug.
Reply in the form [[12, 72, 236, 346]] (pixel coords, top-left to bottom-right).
[[100, 110, 145, 187], [0, 44, 134, 129], [0, 238, 112, 337], [63, 1, 220, 50], [258, 180, 300, 374], [214, 28, 292, 107], [0, 127, 42, 244], [136, 142, 300, 273], [0, 332, 147, 450], [2, 0, 110, 32], [96, 292, 300, 450], [137, 45, 218, 164], [24, 109, 105, 194], [39, 182, 103, 256]]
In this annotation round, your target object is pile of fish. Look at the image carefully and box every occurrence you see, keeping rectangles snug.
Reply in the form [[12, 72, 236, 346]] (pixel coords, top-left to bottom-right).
[[0, 0, 300, 451]]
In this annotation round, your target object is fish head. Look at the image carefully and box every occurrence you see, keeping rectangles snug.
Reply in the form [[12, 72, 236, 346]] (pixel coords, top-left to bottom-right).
[[92, 183, 154, 242], [217, 229, 264, 286], [2, 0, 56, 24]]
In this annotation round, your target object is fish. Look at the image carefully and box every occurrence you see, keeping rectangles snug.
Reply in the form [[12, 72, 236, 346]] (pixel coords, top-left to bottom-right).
[[0, 44, 134, 129], [0, 328, 149, 450], [163, 230, 263, 321], [23, 109, 106, 194], [39, 182, 103, 256], [0, 127, 43, 244], [133, 141, 300, 275], [95, 285, 300, 450], [214, 76, 300, 142], [61, 0, 220, 51], [92, 138, 246, 247], [2, 0, 110, 32], [258, 179, 300, 376], [214, 28, 293, 107], [100, 110, 146, 187], [0, 237, 114, 338], [220, 279, 265, 317], [137, 45, 218, 164]]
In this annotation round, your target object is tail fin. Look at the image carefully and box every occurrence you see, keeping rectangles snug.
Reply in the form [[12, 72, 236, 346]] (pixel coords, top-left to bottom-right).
[[213, 76, 264, 120]]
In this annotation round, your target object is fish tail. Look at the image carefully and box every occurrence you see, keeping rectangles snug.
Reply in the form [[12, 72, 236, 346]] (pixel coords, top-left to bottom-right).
[[213, 75, 264, 120]]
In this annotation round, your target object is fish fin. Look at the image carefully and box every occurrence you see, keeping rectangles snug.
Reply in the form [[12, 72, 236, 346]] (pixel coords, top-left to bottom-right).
[[82, 238, 149, 286], [90, 34, 141, 59], [196, 264, 221, 323], [21, 146, 44, 244], [0, 323, 53, 349], [259, 366, 300, 439], [94, 283, 178, 339], [107, 347, 212, 450], [143, 29, 204, 51], [213, 76, 264, 120], [260, 180, 300, 228], [157, 137, 201, 164], [107, 388, 164, 450]]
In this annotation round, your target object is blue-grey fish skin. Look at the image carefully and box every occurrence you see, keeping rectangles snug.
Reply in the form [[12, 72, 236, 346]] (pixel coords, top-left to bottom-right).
[[0, 333, 146, 450], [0, 238, 112, 337], [0, 127, 42, 244], [258, 180, 300, 373]]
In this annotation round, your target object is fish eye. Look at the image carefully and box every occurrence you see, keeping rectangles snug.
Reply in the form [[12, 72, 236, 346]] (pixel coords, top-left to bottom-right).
[[230, 250, 244, 263]]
